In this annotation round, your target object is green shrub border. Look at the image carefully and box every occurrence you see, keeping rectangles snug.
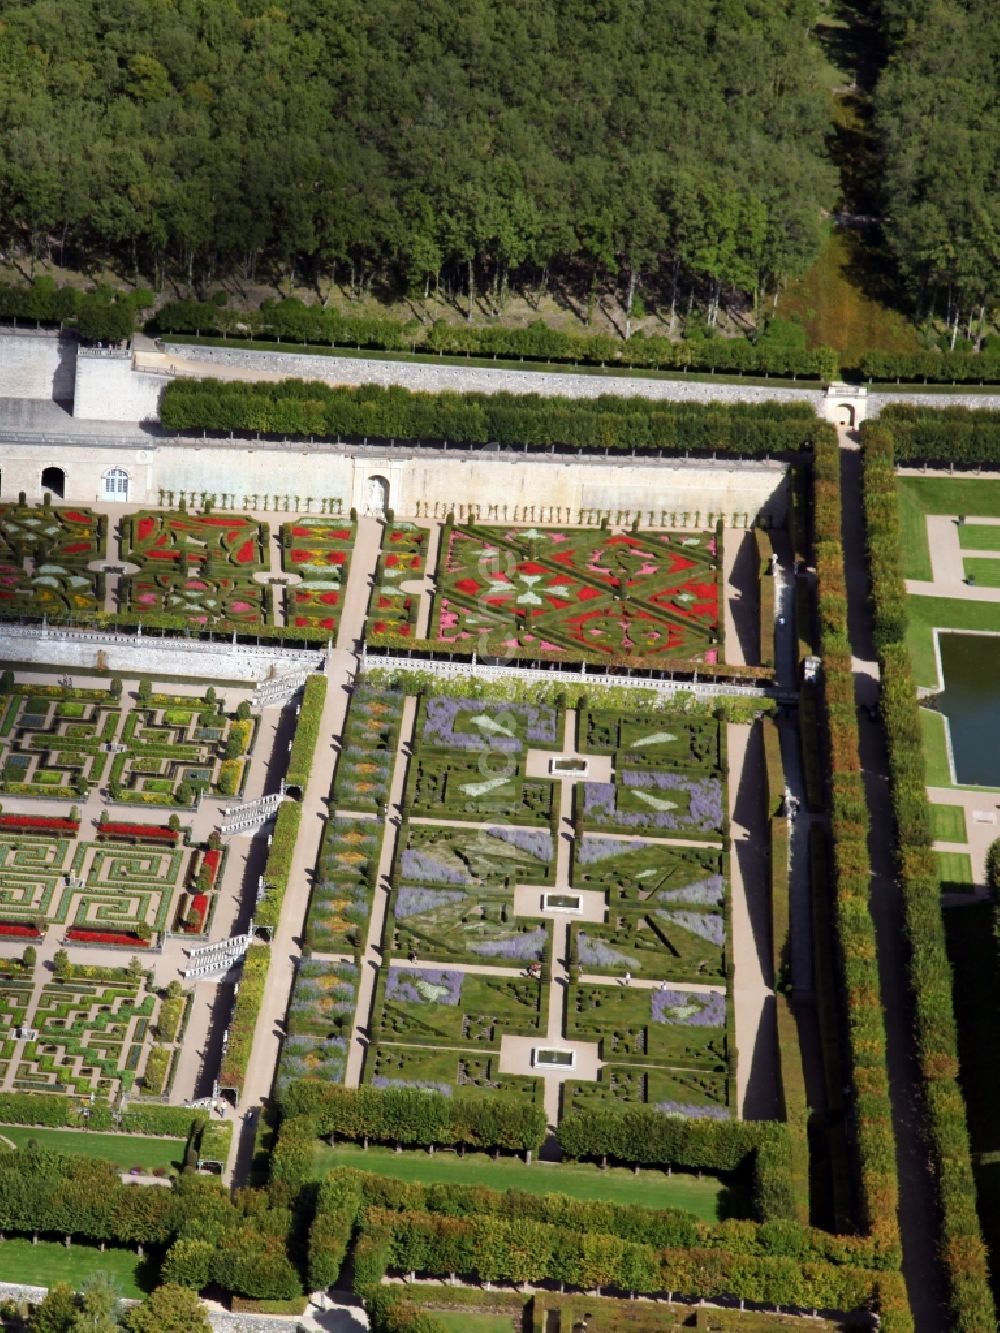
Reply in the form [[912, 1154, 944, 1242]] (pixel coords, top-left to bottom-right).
[[860, 421, 996, 1330]]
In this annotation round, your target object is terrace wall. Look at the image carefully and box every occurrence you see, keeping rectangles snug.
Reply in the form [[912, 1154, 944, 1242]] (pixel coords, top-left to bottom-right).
[[0, 329, 77, 401], [0, 434, 790, 526]]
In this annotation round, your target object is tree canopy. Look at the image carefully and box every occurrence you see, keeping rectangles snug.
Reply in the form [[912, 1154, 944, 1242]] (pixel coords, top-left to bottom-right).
[[0, 0, 835, 313]]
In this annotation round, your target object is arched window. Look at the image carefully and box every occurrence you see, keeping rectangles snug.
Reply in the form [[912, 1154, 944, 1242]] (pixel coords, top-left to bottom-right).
[[41, 466, 65, 499], [102, 467, 129, 501]]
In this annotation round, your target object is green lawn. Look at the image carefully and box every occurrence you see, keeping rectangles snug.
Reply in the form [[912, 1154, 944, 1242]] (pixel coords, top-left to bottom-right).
[[310, 1143, 736, 1221], [930, 802, 968, 842], [897, 479, 934, 580], [935, 850, 974, 893], [959, 524, 1000, 551], [432, 1315, 516, 1332], [897, 478, 1000, 583], [0, 1239, 151, 1296], [921, 708, 953, 786], [0, 1125, 182, 1172], [963, 558, 1000, 588]]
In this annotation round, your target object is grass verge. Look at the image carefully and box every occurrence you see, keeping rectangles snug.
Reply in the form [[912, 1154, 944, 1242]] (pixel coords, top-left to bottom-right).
[[921, 710, 953, 788], [959, 525, 1000, 552], [963, 558, 1000, 588], [935, 850, 974, 893], [309, 1143, 736, 1221], [0, 1239, 151, 1296], [0, 1125, 182, 1171], [930, 802, 968, 842], [906, 598, 1000, 687]]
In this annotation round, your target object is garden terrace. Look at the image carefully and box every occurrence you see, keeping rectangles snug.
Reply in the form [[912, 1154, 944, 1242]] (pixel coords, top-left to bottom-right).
[[0, 503, 105, 621], [304, 816, 381, 954], [563, 983, 730, 1119], [399, 822, 556, 890], [108, 699, 254, 805], [0, 689, 121, 797], [121, 509, 269, 627], [275, 959, 358, 1094], [330, 683, 406, 812], [14, 969, 178, 1101], [361, 967, 547, 1103], [433, 523, 721, 664], [281, 517, 355, 632], [0, 960, 33, 1085], [366, 521, 431, 641], [0, 824, 215, 945]]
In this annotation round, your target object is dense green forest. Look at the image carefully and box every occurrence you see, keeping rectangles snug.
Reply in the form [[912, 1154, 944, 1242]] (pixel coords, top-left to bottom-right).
[[0, 0, 835, 321], [871, 0, 1000, 343]]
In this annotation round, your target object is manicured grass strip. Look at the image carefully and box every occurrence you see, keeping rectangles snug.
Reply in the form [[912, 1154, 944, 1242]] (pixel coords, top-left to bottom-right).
[[0, 1238, 150, 1296], [963, 557, 1000, 588], [897, 478, 934, 580], [432, 1316, 516, 1332], [959, 524, 1000, 551], [898, 476, 1000, 520], [930, 803, 968, 843], [0, 1124, 182, 1170], [921, 709, 953, 787], [935, 850, 974, 894], [905, 596, 1000, 687], [309, 1142, 733, 1221]]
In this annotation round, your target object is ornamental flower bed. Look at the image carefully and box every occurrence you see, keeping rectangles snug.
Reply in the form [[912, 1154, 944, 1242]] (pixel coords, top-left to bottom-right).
[[434, 523, 719, 662], [0, 560, 102, 620], [367, 523, 428, 641], [183, 893, 209, 933], [124, 572, 267, 627], [386, 966, 463, 1006], [281, 519, 356, 631], [581, 773, 724, 834], [125, 511, 268, 571], [97, 822, 179, 844], [418, 695, 557, 752], [0, 814, 79, 833], [0, 921, 42, 937], [201, 847, 222, 886], [0, 504, 104, 565], [66, 927, 150, 947]]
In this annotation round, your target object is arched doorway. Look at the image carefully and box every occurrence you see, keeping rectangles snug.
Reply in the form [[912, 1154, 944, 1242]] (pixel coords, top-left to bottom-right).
[[102, 467, 130, 502], [365, 474, 389, 516], [837, 403, 856, 428], [41, 466, 65, 499]]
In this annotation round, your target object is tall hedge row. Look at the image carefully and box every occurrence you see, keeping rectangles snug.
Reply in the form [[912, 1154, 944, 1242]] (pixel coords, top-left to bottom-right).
[[306, 1167, 907, 1318], [0, 280, 136, 343], [860, 349, 1000, 386], [160, 378, 822, 456], [812, 434, 902, 1279], [218, 945, 270, 1098], [284, 674, 328, 792], [860, 423, 995, 1331], [878, 404, 1000, 466], [154, 299, 838, 379], [280, 1082, 547, 1154]]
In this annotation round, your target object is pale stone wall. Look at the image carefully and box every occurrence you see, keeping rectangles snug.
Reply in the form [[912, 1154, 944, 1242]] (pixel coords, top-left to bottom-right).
[[0, 329, 77, 401], [0, 434, 788, 526], [73, 351, 168, 421]]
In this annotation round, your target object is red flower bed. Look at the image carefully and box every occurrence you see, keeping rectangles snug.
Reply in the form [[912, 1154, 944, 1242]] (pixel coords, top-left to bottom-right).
[[0, 815, 79, 833], [184, 893, 209, 933], [202, 848, 222, 883], [0, 921, 41, 938], [136, 517, 155, 542], [198, 517, 249, 527], [234, 539, 256, 564], [294, 614, 335, 630], [98, 822, 178, 843], [65, 511, 93, 525], [64, 542, 93, 556], [67, 928, 148, 947]]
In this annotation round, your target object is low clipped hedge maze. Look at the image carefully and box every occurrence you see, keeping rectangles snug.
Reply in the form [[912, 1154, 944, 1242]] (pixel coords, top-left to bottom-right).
[[14, 968, 178, 1102], [433, 522, 721, 663]]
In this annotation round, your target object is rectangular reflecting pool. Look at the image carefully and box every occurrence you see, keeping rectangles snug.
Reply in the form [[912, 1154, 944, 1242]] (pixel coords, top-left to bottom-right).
[[938, 632, 1000, 786]]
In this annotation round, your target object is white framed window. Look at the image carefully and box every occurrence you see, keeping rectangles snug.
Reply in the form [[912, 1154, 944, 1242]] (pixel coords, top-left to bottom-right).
[[102, 468, 129, 501]]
